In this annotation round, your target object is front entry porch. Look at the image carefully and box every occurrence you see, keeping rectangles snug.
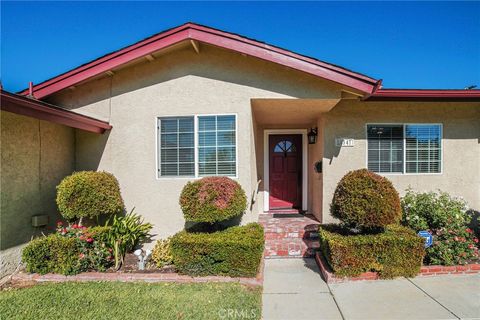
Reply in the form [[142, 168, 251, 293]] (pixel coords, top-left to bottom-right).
[[259, 213, 320, 258], [251, 98, 343, 258], [252, 97, 338, 220]]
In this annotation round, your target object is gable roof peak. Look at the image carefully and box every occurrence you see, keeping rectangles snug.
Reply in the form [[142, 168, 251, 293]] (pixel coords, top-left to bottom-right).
[[19, 22, 379, 98]]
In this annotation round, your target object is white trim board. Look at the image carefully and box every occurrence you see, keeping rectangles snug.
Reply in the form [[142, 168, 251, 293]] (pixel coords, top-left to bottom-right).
[[263, 129, 308, 212]]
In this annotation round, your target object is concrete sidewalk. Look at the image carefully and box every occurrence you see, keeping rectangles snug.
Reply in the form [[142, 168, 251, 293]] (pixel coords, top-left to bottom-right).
[[262, 259, 480, 320]]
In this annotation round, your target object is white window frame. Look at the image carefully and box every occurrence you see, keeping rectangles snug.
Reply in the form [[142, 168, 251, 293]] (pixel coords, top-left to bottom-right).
[[365, 123, 443, 175], [156, 113, 238, 180]]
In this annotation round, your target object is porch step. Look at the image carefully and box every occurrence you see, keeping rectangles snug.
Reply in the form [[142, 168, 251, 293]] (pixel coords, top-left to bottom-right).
[[264, 238, 320, 258], [259, 213, 321, 258], [264, 230, 319, 240]]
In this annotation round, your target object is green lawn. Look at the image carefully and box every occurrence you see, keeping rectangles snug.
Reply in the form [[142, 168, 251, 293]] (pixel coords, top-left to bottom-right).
[[0, 281, 262, 320]]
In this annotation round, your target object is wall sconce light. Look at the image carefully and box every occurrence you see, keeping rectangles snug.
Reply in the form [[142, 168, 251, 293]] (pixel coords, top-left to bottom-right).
[[308, 127, 318, 144]]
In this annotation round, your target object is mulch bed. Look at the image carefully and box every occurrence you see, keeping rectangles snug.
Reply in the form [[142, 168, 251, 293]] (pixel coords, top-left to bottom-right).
[[108, 253, 176, 273]]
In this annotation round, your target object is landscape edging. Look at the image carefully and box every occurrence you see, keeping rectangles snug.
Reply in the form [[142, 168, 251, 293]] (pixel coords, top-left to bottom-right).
[[315, 252, 480, 283], [10, 255, 265, 287]]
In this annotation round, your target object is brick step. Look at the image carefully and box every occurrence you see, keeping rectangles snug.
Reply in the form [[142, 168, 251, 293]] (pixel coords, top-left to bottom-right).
[[264, 230, 319, 240], [264, 238, 320, 258]]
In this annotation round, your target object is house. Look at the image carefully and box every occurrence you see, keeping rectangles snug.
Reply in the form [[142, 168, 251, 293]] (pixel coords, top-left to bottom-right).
[[1, 22, 479, 277]]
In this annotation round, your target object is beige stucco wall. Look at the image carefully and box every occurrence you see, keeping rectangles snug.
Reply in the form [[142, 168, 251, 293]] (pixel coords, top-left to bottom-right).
[[46, 44, 343, 243], [42, 42, 479, 236], [322, 100, 480, 222], [0, 111, 75, 277]]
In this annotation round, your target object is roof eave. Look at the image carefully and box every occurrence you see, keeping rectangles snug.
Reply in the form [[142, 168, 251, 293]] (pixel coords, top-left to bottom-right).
[[364, 89, 480, 102], [1, 90, 112, 133]]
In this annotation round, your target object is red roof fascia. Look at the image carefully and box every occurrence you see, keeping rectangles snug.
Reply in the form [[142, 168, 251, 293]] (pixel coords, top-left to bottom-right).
[[19, 23, 378, 99], [1, 90, 112, 133], [366, 89, 480, 101]]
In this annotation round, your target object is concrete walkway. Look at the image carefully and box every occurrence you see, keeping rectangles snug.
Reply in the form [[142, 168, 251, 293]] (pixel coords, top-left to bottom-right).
[[262, 259, 480, 320]]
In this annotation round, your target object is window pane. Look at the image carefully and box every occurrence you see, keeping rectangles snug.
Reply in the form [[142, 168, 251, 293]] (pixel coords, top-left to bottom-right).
[[218, 162, 236, 175], [197, 115, 237, 177], [161, 134, 177, 148], [161, 163, 178, 176], [179, 133, 194, 147], [161, 148, 178, 162], [367, 125, 404, 173], [198, 116, 216, 131], [161, 119, 178, 133], [368, 161, 379, 172], [405, 124, 441, 173], [217, 115, 235, 130], [178, 118, 194, 132], [159, 117, 194, 177], [199, 147, 216, 162], [217, 131, 235, 146], [198, 132, 216, 147], [218, 147, 236, 162], [179, 163, 194, 175], [179, 148, 194, 162], [199, 162, 216, 176]]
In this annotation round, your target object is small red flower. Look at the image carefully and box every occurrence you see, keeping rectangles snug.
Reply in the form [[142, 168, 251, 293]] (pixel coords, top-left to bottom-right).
[[57, 221, 63, 226], [474, 238, 479, 243], [86, 238, 94, 243], [79, 253, 85, 259], [72, 224, 78, 229], [468, 244, 474, 249], [466, 228, 473, 233]]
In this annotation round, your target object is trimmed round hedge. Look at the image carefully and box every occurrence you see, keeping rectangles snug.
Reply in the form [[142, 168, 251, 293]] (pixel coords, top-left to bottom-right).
[[331, 169, 401, 229], [22, 234, 80, 275], [179, 177, 247, 223], [56, 171, 125, 221]]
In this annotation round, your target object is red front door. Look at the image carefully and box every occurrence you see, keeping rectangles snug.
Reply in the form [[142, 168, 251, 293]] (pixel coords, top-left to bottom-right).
[[269, 134, 302, 210]]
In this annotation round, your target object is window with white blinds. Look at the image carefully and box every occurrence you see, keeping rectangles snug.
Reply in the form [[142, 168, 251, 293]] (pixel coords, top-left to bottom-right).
[[198, 115, 236, 177], [157, 114, 237, 178], [367, 125, 404, 173], [159, 117, 195, 176], [405, 125, 441, 173], [367, 124, 442, 174]]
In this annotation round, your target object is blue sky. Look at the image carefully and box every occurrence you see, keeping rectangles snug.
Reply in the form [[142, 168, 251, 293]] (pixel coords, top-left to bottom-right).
[[2, 1, 479, 92]]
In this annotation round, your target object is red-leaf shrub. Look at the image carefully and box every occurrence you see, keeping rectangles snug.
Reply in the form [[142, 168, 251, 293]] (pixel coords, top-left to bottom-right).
[[179, 177, 247, 223], [331, 169, 401, 229]]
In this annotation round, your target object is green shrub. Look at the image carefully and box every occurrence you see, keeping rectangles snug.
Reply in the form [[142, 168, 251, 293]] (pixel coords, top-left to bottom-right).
[[402, 189, 479, 265], [105, 210, 153, 270], [88, 226, 112, 244], [56, 223, 114, 272], [152, 237, 173, 268], [171, 223, 264, 277], [56, 171, 125, 221], [179, 177, 247, 223], [331, 169, 401, 229], [22, 235, 81, 275], [319, 224, 425, 278]]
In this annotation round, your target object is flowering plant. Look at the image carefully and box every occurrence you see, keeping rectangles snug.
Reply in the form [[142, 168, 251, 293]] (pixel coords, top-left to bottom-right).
[[56, 222, 113, 271], [401, 189, 479, 265]]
